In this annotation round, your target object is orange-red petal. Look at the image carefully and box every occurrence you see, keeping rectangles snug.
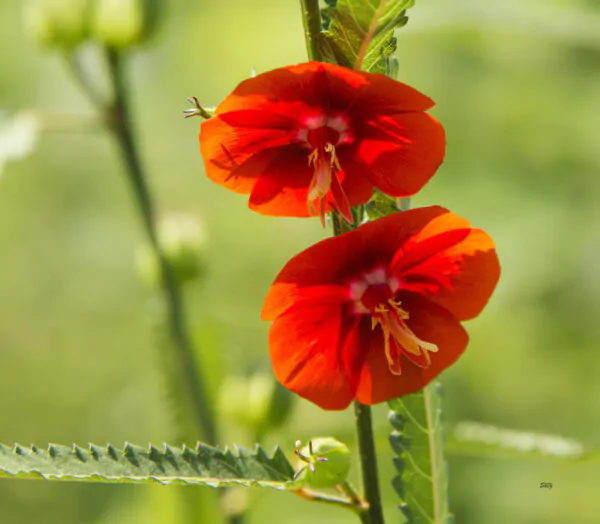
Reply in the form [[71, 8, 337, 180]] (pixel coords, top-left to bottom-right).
[[215, 62, 436, 123], [355, 293, 468, 404], [356, 113, 446, 197], [269, 303, 359, 410], [391, 212, 500, 320], [261, 207, 454, 320], [199, 116, 293, 194]]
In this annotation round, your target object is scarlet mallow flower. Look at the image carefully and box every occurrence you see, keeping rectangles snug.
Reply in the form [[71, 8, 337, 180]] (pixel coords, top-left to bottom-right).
[[199, 62, 445, 225], [261, 207, 500, 410]]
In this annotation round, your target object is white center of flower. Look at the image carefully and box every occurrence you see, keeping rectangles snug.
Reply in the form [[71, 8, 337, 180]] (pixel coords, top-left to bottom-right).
[[348, 267, 400, 315], [295, 114, 352, 146]]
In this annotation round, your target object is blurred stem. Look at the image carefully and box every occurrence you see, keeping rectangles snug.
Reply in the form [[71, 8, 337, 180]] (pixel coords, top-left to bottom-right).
[[64, 52, 106, 112], [354, 402, 385, 524], [102, 47, 217, 446], [300, 0, 323, 61]]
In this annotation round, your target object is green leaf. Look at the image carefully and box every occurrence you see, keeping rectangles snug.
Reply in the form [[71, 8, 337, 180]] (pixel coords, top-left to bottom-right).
[[364, 188, 400, 220], [446, 421, 600, 463], [0, 442, 298, 489], [321, 0, 415, 73], [388, 382, 452, 524]]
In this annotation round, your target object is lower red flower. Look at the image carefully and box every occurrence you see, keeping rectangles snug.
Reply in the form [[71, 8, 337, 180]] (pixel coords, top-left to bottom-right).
[[262, 207, 500, 410]]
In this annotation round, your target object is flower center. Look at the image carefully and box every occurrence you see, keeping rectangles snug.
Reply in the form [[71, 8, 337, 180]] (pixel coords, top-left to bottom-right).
[[349, 269, 438, 376], [297, 116, 353, 227], [371, 299, 438, 376]]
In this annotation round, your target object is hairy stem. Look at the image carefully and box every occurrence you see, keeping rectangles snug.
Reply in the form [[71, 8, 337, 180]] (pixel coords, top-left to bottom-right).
[[103, 48, 217, 445], [300, 0, 323, 61], [354, 402, 386, 524]]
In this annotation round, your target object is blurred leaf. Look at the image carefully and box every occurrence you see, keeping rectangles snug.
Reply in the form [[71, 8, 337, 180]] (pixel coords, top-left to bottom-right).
[[321, 0, 414, 73], [0, 442, 298, 489], [0, 111, 39, 178], [446, 421, 600, 463], [388, 383, 452, 524]]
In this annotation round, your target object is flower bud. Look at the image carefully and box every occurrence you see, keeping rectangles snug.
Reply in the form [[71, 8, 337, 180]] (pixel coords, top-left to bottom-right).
[[219, 372, 294, 435], [294, 437, 351, 489], [136, 214, 206, 288], [91, 0, 161, 49], [24, 0, 92, 50]]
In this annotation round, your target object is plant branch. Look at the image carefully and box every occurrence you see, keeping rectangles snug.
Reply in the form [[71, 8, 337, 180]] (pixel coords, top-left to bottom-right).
[[300, 0, 323, 61], [354, 402, 385, 524], [102, 48, 217, 445], [64, 52, 106, 113], [293, 488, 361, 513]]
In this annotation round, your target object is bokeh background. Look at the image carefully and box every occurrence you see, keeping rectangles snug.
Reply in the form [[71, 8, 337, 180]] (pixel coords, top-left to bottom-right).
[[1, 0, 599, 522]]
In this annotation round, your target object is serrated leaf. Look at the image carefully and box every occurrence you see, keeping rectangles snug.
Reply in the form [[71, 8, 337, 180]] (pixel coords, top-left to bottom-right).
[[0, 442, 298, 490], [321, 0, 415, 73], [446, 421, 600, 463], [388, 382, 451, 524]]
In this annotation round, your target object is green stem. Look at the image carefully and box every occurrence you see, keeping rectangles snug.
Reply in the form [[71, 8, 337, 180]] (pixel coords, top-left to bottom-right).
[[354, 402, 386, 524], [300, 0, 323, 61], [102, 48, 217, 446], [293, 488, 360, 513]]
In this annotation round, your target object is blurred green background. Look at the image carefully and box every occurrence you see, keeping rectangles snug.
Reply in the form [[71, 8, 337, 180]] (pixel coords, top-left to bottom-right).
[[1, 0, 599, 522]]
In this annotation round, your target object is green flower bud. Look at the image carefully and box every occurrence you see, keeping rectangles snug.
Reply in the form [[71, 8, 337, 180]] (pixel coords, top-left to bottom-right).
[[294, 438, 351, 489], [24, 0, 93, 50], [219, 372, 294, 435], [136, 214, 206, 288], [91, 0, 161, 49]]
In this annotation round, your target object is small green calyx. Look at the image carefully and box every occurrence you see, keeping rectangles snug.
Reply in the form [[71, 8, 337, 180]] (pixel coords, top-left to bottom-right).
[[294, 437, 350, 489]]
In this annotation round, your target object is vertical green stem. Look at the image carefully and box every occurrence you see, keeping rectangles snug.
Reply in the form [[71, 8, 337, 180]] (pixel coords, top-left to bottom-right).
[[354, 402, 386, 524], [103, 48, 217, 446], [332, 211, 385, 524], [300, 0, 323, 61]]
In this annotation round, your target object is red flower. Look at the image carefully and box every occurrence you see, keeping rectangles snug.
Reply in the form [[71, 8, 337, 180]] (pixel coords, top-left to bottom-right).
[[200, 62, 445, 226], [261, 207, 500, 410]]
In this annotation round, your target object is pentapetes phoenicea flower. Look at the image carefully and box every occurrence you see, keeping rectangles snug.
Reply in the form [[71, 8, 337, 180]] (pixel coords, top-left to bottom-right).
[[199, 62, 445, 226], [261, 207, 500, 410]]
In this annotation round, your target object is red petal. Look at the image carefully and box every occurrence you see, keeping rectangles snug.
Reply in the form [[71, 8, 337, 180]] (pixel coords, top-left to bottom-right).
[[391, 212, 500, 320], [262, 284, 348, 321], [356, 113, 445, 197], [218, 110, 299, 130], [355, 293, 468, 404], [214, 62, 435, 123], [248, 147, 316, 217], [352, 71, 436, 114], [262, 207, 453, 321], [216, 62, 366, 117], [199, 116, 292, 193], [336, 148, 376, 208], [269, 303, 360, 410]]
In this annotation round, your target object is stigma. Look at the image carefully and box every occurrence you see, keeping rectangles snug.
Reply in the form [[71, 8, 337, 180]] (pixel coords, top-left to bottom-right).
[[307, 144, 352, 227], [296, 115, 354, 227]]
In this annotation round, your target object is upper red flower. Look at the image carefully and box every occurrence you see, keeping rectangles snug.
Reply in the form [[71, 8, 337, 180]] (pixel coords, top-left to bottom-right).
[[200, 62, 445, 226], [261, 207, 500, 410]]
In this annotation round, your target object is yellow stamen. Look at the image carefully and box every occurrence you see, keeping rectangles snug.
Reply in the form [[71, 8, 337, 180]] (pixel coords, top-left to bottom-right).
[[307, 143, 342, 224], [371, 300, 438, 375]]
